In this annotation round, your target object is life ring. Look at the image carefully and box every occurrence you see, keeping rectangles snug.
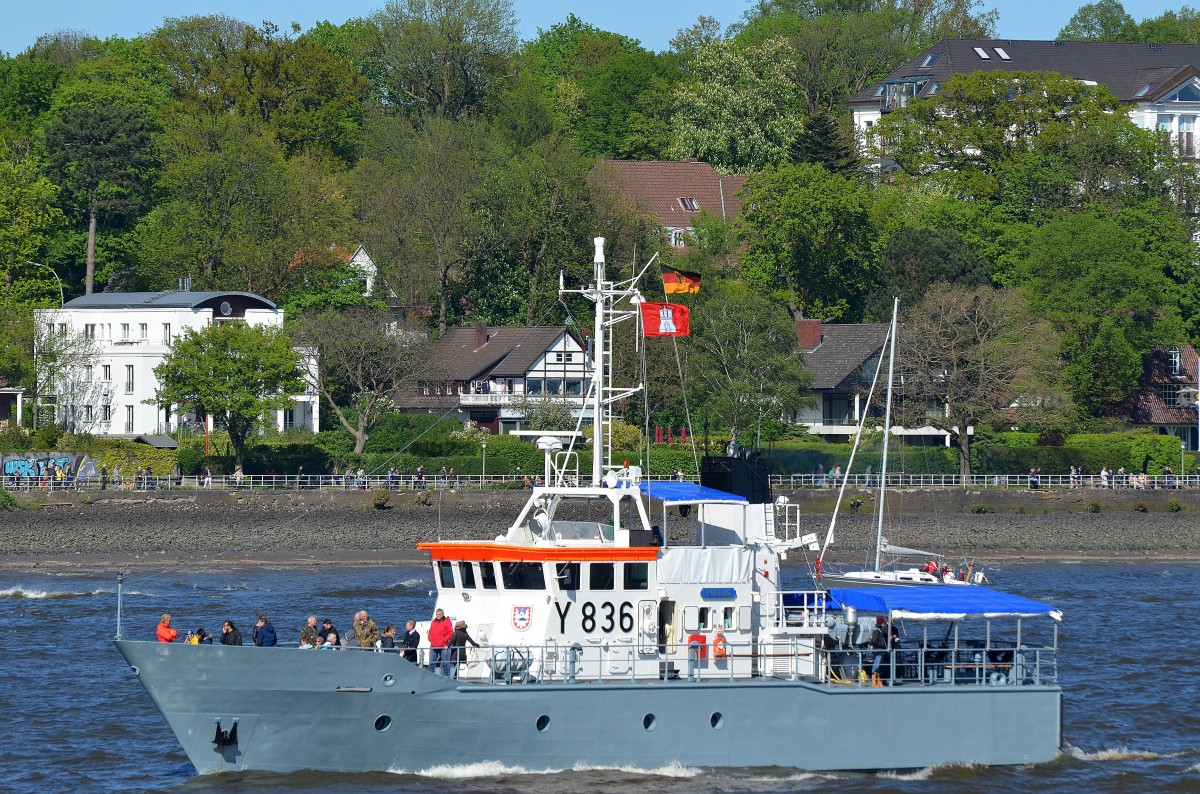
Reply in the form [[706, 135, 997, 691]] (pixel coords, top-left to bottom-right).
[[712, 635, 729, 659]]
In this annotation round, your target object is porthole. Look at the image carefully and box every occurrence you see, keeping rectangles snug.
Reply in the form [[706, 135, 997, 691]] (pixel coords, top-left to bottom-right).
[[382, 674, 396, 687], [710, 712, 724, 730], [643, 714, 657, 731], [536, 715, 551, 732], [374, 715, 392, 732]]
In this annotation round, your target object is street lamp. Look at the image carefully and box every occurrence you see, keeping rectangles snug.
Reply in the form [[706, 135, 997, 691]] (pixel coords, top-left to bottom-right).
[[481, 439, 487, 487], [27, 260, 64, 307]]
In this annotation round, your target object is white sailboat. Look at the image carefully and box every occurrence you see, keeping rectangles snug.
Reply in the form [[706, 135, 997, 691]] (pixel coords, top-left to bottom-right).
[[813, 298, 985, 588]]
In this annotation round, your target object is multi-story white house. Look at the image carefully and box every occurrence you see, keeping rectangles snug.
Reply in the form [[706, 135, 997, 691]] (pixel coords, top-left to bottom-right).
[[34, 290, 318, 437], [395, 323, 592, 434], [850, 38, 1200, 155]]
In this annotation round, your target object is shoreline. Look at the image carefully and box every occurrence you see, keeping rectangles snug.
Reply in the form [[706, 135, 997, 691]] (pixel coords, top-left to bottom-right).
[[3, 488, 1200, 572], [4, 548, 1200, 573]]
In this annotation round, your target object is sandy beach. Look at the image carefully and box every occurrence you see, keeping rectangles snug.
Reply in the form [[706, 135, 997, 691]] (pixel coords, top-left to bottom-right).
[[2, 486, 1199, 570]]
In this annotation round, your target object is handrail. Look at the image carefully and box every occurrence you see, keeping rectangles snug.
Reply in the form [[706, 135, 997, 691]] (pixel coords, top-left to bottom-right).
[[4, 471, 1195, 492]]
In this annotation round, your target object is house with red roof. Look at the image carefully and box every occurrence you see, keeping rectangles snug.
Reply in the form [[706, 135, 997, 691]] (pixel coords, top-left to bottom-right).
[[595, 158, 746, 249]]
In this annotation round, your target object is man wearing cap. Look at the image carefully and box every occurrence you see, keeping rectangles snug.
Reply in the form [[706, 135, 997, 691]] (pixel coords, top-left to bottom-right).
[[427, 608, 453, 676], [318, 619, 339, 645], [449, 620, 480, 679]]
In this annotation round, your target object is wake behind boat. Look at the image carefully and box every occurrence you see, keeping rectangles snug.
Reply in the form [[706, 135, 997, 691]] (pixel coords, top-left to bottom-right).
[[114, 240, 1057, 776]]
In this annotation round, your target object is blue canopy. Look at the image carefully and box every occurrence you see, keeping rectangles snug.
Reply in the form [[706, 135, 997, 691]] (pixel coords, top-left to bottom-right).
[[829, 587, 1062, 622], [638, 481, 748, 506]]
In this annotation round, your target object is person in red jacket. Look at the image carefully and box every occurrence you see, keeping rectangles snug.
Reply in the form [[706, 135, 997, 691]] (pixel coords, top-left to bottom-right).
[[427, 608, 454, 676], [156, 613, 178, 643]]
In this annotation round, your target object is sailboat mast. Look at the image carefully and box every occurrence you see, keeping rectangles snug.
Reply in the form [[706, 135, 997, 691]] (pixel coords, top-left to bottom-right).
[[874, 298, 899, 572], [590, 237, 607, 487]]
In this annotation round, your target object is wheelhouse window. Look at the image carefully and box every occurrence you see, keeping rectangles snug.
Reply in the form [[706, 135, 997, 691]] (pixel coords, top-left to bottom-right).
[[437, 561, 455, 588], [624, 562, 649, 590], [555, 562, 581, 591], [590, 562, 615, 590], [500, 561, 546, 590], [480, 561, 497, 589], [458, 562, 477, 588]]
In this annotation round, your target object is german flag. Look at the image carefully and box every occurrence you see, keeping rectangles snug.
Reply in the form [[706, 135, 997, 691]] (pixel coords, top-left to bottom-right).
[[661, 264, 701, 295]]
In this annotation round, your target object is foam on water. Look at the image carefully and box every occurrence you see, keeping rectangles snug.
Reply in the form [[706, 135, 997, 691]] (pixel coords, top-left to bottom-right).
[[1067, 745, 1174, 761], [405, 760, 561, 778], [0, 586, 106, 599]]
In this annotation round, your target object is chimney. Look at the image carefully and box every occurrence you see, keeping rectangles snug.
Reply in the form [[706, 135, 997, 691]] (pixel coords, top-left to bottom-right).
[[474, 321, 488, 348], [796, 319, 822, 351]]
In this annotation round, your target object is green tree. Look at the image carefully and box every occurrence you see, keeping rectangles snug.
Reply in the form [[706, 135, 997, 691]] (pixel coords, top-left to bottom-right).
[[151, 322, 305, 466], [895, 285, 1066, 476], [290, 307, 428, 453], [0, 142, 63, 307], [687, 281, 812, 447], [862, 227, 988, 322], [788, 112, 860, 174], [1020, 212, 1185, 416], [669, 39, 804, 173], [1058, 0, 1138, 40], [739, 162, 876, 321], [44, 104, 155, 295], [875, 70, 1122, 198], [370, 0, 518, 120]]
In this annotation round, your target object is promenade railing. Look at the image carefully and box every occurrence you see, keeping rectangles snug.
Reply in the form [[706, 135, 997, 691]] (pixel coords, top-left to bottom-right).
[[5, 471, 1197, 493]]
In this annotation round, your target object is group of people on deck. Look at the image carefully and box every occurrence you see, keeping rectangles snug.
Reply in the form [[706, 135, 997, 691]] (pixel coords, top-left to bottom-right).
[[154, 608, 480, 676]]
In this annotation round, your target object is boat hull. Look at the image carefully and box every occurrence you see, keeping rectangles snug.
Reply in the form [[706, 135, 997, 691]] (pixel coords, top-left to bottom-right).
[[116, 641, 1062, 775]]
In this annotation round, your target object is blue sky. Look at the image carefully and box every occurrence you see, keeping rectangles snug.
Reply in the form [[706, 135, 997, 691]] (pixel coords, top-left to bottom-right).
[[0, 1, 1188, 56]]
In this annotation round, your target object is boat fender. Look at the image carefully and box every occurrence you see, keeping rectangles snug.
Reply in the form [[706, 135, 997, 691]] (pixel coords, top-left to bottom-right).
[[687, 633, 707, 660], [712, 634, 728, 659]]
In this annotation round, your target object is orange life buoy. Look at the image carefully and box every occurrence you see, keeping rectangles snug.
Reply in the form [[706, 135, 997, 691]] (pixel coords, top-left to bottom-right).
[[712, 635, 729, 659]]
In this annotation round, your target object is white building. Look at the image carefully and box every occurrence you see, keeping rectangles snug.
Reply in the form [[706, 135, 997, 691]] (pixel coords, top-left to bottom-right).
[[35, 290, 318, 437], [850, 38, 1200, 157]]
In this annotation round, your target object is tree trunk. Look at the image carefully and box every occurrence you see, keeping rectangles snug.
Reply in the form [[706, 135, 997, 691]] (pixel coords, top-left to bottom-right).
[[86, 196, 98, 295], [957, 425, 972, 478]]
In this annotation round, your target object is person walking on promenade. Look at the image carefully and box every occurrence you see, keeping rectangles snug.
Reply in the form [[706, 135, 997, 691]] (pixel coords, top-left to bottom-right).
[[428, 608, 453, 675], [253, 615, 277, 647], [202, 466, 212, 489], [156, 614, 178, 643]]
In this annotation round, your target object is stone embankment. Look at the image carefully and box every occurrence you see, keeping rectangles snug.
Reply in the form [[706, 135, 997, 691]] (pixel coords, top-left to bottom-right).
[[1, 485, 1197, 568]]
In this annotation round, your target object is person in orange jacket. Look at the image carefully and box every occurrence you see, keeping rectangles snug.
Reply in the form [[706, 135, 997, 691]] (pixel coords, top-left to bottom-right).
[[156, 613, 178, 643]]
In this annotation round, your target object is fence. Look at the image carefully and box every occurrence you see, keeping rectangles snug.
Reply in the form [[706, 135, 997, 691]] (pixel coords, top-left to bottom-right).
[[4, 470, 1197, 493]]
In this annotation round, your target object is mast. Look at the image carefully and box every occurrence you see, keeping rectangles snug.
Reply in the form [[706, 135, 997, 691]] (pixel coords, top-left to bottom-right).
[[873, 298, 899, 572], [590, 238, 606, 486]]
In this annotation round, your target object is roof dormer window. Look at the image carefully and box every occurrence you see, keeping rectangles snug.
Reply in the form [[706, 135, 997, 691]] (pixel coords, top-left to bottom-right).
[[920, 53, 939, 68], [1169, 345, 1182, 376]]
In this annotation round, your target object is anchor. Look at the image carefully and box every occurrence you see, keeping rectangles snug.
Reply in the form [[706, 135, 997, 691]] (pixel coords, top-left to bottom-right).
[[212, 719, 238, 747]]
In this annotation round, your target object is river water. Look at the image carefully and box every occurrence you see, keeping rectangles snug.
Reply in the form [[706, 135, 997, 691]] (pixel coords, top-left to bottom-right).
[[4, 561, 1198, 793]]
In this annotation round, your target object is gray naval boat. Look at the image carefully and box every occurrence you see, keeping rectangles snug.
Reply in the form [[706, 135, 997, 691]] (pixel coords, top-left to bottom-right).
[[114, 240, 1063, 776]]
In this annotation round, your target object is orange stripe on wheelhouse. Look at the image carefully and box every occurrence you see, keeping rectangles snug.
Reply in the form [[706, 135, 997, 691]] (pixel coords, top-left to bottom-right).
[[417, 542, 660, 563]]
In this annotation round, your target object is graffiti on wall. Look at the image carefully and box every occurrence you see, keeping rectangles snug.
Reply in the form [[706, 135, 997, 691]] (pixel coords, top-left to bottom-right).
[[2, 453, 80, 479]]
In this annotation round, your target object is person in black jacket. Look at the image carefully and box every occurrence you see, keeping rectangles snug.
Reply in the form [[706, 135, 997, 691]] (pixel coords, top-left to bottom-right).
[[449, 620, 480, 678], [401, 620, 421, 664], [220, 620, 242, 646], [379, 625, 397, 651]]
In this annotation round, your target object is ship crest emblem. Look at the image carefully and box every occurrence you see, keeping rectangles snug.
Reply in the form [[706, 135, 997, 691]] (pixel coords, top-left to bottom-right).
[[512, 605, 532, 631]]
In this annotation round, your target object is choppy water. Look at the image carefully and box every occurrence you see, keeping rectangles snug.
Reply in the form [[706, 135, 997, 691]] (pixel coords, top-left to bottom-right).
[[4, 561, 1199, 793]]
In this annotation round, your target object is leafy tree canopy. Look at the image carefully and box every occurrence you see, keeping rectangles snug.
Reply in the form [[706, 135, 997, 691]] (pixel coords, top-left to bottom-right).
[[151, 322, 305, 465]]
